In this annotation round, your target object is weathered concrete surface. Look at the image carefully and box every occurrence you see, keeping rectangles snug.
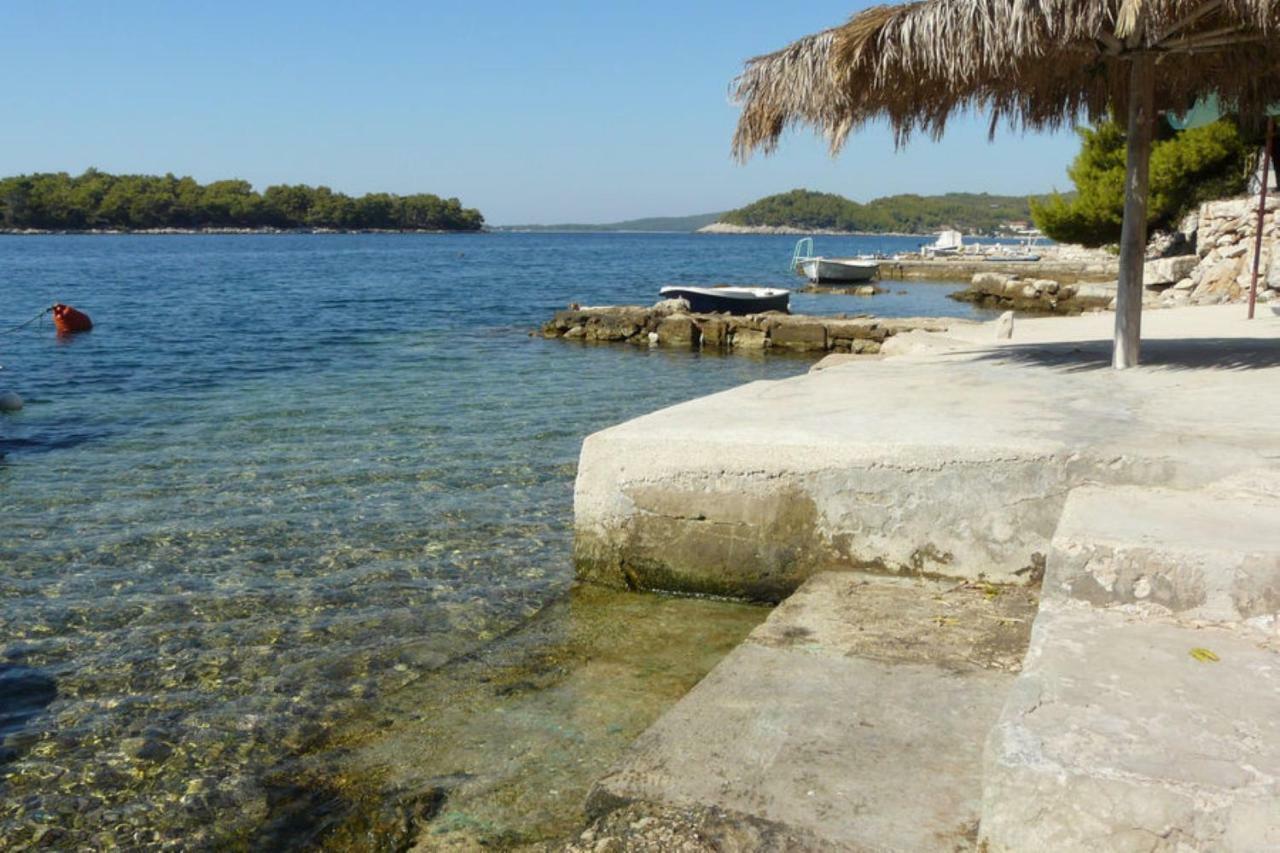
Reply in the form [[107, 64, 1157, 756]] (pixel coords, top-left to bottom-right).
[[587, 573, 1038, 850], [981, 602, 1280, 852], [1047, 478, 1280, 622], [575, 305, 1280, 599]]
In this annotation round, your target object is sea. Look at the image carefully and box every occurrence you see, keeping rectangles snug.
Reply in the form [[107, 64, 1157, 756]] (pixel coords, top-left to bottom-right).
[[0, 233, 997, 849]]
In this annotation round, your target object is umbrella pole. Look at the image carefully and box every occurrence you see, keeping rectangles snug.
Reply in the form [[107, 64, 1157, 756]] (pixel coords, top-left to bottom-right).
[[1247, 116, 1274, 320], [1114, 55, 1156, 370]]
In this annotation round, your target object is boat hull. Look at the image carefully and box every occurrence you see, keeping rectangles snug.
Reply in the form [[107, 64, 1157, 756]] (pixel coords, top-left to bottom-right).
[[659, 287, 790, 315], [799, 258, 879, 283]]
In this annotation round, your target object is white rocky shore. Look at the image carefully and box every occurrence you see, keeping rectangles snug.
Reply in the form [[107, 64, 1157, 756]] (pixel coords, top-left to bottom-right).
[[573, 303, 1280, 850]]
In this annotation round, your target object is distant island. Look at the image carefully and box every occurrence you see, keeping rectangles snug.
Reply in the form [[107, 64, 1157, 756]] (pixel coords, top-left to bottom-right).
[[0, 169, 485, 232], [496, 190, 1063, 236], [701, 189, 1056, 236], [493, 211, 724, 233]]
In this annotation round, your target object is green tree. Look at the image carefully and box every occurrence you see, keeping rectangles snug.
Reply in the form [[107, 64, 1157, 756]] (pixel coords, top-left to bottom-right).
[[1032, 119, 1248, 246]]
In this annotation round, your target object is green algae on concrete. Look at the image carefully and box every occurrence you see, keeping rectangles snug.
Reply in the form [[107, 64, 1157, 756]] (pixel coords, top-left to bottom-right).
[[276, 584, 768, 850]]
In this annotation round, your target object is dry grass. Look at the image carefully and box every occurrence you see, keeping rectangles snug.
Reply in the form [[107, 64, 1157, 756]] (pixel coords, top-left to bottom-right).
[[732, 0, 1280, 159]]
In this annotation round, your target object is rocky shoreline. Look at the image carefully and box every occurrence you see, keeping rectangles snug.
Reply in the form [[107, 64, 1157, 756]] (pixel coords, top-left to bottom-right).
[[540, 300, 972, 356]]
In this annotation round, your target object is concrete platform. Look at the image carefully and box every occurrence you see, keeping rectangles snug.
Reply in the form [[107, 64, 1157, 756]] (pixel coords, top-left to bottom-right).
[[575, 305, 1280, 600], [981, 603, 1280, 852], [1047, 478, 1280, 622], [586, 572, 1038, 850]]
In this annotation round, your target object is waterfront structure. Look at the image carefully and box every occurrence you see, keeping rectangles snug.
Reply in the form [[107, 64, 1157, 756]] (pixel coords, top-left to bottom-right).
[[730, 0, 1280, 368]]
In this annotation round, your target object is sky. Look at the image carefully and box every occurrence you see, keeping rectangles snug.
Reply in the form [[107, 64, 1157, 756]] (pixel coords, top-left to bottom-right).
[[5, 1, 1083, 224]]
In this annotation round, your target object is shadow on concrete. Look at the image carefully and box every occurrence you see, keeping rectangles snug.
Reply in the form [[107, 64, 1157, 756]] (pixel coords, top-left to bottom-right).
[[967, 337, 1280, 373]]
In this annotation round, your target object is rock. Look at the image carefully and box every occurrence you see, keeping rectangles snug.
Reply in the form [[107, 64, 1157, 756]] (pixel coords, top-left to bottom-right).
[[853, 285, 877, 296], [768, 321, 827, 352], [1193, 257, 1245, 302], [850, 338, 880, 355], [0, 391, 22, 413], [586, 310, 644, 342], [564, 326, 586, 340], [647, 331, 658, 346], [1032, 279, 1059, 295], [824, 319, 886, 342], [651, 297, 690, 316], [970, 272, 1013, 293], [121, 737, 172, 764], [1172, 277, 1195, 291], [1001, 278, 1026, 297], [697, 318, 728, 348], [729, 327, 766, 350], [656, 315, 698, 348], [994, 311, 1014, 340], [1221, 242, 1250, 259], [1142, 255, 1198, 286]]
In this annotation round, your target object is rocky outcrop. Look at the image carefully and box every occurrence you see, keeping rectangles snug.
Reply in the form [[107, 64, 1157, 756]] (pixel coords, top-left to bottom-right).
[[541, 302, 975, 356], [951, 272, 1116, 314], [1148, 195, 1280, 308]]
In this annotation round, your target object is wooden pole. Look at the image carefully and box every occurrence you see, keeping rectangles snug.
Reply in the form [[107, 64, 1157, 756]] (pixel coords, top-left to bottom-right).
[[1247, 116, 1274, 320], [1113, 55, 1156, 369]]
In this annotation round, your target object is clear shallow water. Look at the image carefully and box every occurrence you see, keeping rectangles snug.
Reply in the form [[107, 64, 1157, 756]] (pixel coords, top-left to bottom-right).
[[0, 233, 991, 848]]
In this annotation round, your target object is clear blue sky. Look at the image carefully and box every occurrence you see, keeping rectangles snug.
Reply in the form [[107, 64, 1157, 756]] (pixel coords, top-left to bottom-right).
[[6, 1, 1081, 224]]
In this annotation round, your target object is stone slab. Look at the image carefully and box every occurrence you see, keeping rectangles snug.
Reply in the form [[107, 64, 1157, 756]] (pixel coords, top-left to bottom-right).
[[588, 573, 1036, 851], [1047, 480, 1280, 621], [575, 305, 1280, 599], [981, 603, 1280, 852]]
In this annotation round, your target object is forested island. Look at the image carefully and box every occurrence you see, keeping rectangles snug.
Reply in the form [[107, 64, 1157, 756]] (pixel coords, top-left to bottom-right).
[[0, 170, 485, 232], [709, 189, 1052, 234]]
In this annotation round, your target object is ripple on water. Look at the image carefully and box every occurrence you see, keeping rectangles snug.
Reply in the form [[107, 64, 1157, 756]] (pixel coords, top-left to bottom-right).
[[0, 233, 987, 847]]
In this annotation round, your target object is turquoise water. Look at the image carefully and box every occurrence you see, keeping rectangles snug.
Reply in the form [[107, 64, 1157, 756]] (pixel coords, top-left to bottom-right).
[[0, 233, 991, 847]]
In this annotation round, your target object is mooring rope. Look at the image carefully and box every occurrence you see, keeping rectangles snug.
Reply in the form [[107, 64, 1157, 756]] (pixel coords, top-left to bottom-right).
[[3, 306, 52, 334]]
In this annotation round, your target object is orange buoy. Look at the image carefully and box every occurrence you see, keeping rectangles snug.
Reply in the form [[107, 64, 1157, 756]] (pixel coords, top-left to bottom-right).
[[52, 303, 93, 335]]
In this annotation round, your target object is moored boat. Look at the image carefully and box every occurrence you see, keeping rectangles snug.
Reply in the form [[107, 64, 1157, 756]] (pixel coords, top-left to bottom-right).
[[659, 285, 790, 315], [791, 238, 880, 283]]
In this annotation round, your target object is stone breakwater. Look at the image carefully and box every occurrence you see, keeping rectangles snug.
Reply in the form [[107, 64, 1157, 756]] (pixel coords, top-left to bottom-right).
[[950, 273, 1117, 314], [540, 302, 972, 355]]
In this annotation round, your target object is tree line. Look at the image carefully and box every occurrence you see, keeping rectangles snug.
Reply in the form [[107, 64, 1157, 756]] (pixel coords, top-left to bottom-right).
[[719, 189, 1044, 234], [0, 170, 485, 232]]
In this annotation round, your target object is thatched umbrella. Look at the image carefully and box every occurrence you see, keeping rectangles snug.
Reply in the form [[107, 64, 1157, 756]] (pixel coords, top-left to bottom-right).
[[731, 1, 1280, 368]]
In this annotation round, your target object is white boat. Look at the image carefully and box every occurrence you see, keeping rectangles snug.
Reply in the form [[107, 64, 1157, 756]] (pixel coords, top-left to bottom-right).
[[924, 229, 964, 257], [791, 238, 880, 283]]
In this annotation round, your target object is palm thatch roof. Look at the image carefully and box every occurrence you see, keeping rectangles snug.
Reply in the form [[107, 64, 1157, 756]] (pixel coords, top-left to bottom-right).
[[733, 0, 1280, 160]]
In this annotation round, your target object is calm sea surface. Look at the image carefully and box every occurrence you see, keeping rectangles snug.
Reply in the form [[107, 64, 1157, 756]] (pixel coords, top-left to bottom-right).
[[0, 233, 994, 848]]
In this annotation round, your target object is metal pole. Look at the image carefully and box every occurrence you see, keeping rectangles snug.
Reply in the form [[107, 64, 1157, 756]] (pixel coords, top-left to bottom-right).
[[1247, 116, 1274, 320]]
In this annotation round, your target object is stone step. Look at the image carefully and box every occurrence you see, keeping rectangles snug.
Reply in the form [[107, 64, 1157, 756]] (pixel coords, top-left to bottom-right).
[[1045, 479, 1280, 622], [585, 572, 1037, 850], [980, 604, 1280, 852]]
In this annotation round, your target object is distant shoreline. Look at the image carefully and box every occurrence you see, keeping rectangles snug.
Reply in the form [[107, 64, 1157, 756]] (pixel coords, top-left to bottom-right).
[[696, 222, 934, 237], [0, 227, 485, 236]]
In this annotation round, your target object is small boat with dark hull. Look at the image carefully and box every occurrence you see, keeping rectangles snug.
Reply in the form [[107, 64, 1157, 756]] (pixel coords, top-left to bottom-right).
[[659, 285, 790, 315]]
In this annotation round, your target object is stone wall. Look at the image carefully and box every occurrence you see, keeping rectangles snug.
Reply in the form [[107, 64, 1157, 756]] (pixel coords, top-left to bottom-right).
[[1157, 195, 1278, 307]]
